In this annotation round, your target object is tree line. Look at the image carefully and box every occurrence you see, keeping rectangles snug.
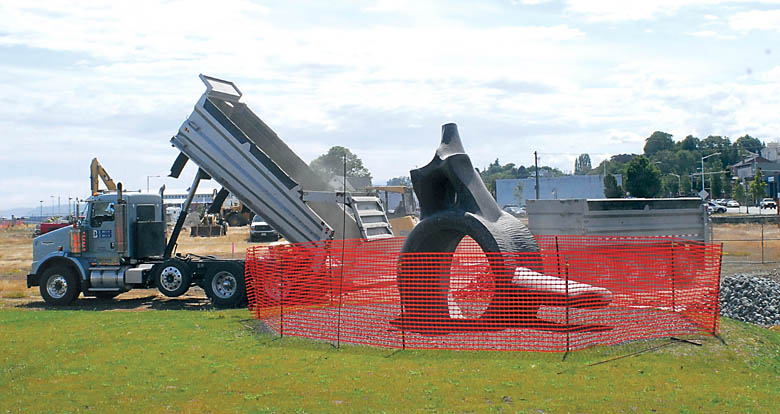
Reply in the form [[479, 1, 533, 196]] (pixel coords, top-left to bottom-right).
[[590, 132, 765, 200], [309, 130, 770, 204]]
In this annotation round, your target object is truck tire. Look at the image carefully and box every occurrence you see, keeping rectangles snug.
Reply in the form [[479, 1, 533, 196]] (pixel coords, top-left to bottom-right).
[[226, 214, 241, 227], [154, 259, 192, 297], [204, 262, 246, 308], [39, 265, 80, 306]]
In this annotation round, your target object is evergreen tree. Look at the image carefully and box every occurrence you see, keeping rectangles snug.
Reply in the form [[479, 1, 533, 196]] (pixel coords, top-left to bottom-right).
[[603, 174, 624, 198], [712, 174, 723, 199], [625, 156, 662, 198], [574, 153, 591, 175], [723, 175, 733, 198], [310, 146, 371, 179], [750, 169, 768, 205], [643, 131, 674, 157], [681, 175, 692, 195], [386, 176, 411, 186], [735, 182, 746, 206]]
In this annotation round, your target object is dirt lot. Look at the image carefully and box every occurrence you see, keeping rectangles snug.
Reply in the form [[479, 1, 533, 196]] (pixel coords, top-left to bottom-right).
[[712, 222, 780, 281], [1, 222, 776, 309]]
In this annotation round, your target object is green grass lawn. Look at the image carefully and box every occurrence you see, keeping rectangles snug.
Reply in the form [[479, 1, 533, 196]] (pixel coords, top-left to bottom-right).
[[1, 306, 779, 413]]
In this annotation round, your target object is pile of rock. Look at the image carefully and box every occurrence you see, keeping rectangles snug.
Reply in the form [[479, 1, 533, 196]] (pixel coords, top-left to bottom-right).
[[720, 274, 780, 326]]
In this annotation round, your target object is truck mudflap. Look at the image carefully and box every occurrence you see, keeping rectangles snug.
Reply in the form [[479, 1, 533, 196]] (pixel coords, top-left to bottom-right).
[[27, 273, 39, 288]]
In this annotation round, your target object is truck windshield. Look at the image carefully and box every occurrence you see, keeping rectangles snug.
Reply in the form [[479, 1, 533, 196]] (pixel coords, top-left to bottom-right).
[[90, 201, 115, 227]]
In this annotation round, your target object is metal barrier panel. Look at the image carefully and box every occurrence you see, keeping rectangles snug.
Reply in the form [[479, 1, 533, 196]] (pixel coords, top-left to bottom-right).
[[528, 198, 708, 242], [245, 236, 721, 352]]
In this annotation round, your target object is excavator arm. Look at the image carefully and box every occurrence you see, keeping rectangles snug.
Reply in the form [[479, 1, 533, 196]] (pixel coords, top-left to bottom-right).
[[90, 157, 117, 196]]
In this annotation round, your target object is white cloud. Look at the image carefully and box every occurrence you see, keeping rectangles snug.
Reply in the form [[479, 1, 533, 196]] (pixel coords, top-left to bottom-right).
[[565, 0, 780, 22], [1, 1, 780, 208], [730, 9, 780, 31], [685, 30, 737, 39], [565, 0, 685, 22], [511, 0, 554, 5]]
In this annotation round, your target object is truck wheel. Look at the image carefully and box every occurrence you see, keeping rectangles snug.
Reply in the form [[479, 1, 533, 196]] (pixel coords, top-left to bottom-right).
[[39, 265, 80, 306], [227, 215, 241, 227], [204, 263, 246, 308], [154, 259, 192, 297]]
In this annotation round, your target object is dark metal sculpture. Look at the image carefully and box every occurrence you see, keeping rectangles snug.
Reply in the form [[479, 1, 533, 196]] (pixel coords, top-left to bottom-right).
[[395, 123, 611, 333], [396, 124, 540, 331]]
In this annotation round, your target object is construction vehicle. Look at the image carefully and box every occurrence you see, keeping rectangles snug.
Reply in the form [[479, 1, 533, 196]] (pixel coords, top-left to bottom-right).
[[90, 157, 117, 196], [366, 185, 419, 237], [27, 75, 393, 307], [219, 197, 253, 227]]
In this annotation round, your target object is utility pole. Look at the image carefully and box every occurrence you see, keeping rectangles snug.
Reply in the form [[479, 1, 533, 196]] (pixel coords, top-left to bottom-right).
[[534, 151, 540, 199]]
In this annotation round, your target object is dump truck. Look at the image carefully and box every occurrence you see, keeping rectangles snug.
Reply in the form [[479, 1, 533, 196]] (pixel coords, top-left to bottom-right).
[[27, 75, 393, 307]]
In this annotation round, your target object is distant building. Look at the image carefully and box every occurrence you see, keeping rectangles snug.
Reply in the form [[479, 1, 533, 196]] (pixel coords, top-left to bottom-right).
[[729, 153, 778, 181], [729, 152, 780, 199], [762, 142, 780, 161], [496, 175, 622, 208], [162, 191, 215, 209]]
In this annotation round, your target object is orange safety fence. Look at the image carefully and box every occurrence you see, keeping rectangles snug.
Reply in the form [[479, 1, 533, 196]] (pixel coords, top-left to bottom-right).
[[0, 219, 24, 228], [245, 235, 722, 352]]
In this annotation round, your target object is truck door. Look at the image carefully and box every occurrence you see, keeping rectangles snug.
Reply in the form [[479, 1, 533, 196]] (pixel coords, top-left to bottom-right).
[[87, 200, 120, 264]]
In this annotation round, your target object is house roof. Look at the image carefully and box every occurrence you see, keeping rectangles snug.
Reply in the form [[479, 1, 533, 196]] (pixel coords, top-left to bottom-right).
[[730, 154, 771, 169]]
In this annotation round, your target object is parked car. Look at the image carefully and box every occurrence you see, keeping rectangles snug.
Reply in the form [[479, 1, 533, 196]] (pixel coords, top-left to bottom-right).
[[760, 198, 777, 209], [249, 215, 280, 242], [714, 198, 727, 206], [707, 201, 727, 214], [727, 200, 740, 208], [502, 205, 526, 218]]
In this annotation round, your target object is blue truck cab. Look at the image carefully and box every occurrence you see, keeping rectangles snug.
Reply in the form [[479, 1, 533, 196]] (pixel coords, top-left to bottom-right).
[[28, 192, 165, 304]]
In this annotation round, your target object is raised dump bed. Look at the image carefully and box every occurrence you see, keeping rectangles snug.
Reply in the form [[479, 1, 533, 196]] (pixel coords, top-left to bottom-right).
[[172, 75, 392, 243]]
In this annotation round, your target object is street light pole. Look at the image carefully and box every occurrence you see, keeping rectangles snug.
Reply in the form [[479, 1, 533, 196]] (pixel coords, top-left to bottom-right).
[[669, 173, 681, 196], [701, 152, 721, 194]]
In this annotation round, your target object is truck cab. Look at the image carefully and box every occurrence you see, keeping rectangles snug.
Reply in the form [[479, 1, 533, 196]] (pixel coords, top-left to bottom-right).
[[28, 192, 166, 304]]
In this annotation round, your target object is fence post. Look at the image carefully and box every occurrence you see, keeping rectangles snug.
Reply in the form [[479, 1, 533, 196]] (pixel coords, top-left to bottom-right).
[[713, 243, 724, 336], [670, 241, 676, 312], [564, 258, 571, 358], [280, 261, 284, 338], [761, 220, 765, 264], [336, 244, 345, 348]]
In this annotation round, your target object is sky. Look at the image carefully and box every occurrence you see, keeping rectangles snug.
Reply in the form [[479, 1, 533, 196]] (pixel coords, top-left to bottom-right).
[[1, 0, 779, 215]]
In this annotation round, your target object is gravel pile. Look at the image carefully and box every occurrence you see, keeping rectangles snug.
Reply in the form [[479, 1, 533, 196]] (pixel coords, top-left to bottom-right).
[[720, 274, 780, 326]]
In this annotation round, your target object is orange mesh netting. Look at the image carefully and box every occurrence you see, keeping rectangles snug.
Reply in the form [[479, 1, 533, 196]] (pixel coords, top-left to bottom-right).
[[245, 236, 721, 352]]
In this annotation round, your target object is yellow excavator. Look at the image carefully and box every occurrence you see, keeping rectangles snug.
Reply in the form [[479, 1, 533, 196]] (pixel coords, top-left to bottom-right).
[[90, 157, 117, 196], [366, 185, 419, 237]]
